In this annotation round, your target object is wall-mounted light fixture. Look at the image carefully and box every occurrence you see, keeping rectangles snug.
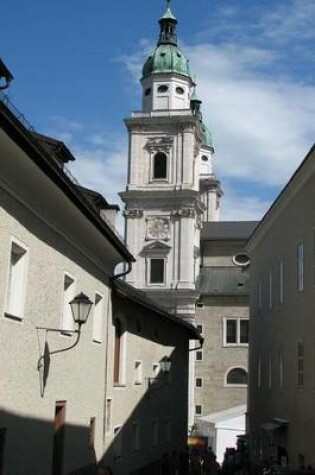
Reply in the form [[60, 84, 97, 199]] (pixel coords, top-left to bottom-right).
[[148, 356, 172, 389], [37, 292, 93, 372]]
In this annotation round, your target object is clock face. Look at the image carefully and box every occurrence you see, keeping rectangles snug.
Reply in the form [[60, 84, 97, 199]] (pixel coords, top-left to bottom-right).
[[147, 218, 170, 240]]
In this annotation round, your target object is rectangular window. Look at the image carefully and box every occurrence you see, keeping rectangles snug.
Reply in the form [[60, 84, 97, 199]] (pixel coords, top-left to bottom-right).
[[277, 348, 283, 390], [134, 361, 143, 385], [150, 259, 165, 284], [62, 274, 76, 333], [268, 351, 272, 389], [195, 378, 203, 388], [5, 239, 28, 320], [226, 319, 237, 343], [269, 270, 273, 310], [196, 350, 203, 361], [297, 243, 304, 292], [152, 419, 158, 447], [165, 418, 171, 443], [279, 260, 284, 304], [113, 426, 122, 459], [88, 417, 96, 448], [223, 318, 249, 346], [297, 341, 304, 389], [105, 399, 112, 434], [196, 324, 203, 335], [93, 293, 103, 343], [152, 363, 159, 377], [132, 422, 140, 452], [240, 320, 249, 344], [258, 281, 262, 309], [195, 405, 202, 416], [257, 356, 261, 389]]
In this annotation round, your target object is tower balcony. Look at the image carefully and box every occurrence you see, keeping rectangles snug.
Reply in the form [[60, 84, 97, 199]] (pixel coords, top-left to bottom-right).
[[131, 109, 193, 118]]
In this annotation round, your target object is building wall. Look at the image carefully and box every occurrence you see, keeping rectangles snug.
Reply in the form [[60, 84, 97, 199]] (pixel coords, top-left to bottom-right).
[[0, 181, 112, 474], [195, 295, 249, 416], [247, 149, 315, 468], [104, 291, 190, 474]]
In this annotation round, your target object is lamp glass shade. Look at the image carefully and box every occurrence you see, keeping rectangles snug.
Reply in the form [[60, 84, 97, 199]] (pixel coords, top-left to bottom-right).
[[70, 292, 93, 325], [161, 357, 171, 373]]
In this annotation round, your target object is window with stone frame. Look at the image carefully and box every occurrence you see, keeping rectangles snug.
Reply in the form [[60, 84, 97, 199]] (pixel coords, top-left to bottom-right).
[[113, 318, 126, 384], [226, 367, 248, 386], [5, 238, 28, 320], [297, 242, 304, 292], [153, 152, 167, 179], [223, 318, 249, 346], [150, 258, 165, 284], [297, 341, 304, 389]]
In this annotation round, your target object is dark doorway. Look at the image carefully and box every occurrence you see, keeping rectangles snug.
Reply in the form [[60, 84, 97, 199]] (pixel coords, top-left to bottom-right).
[[52, 401, 66, 475], [0, 428, 6, 475]]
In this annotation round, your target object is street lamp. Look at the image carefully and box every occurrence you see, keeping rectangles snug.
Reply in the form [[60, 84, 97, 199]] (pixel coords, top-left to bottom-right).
[[148, 356, 172, 389], [69, 292, 93, 327], [37, 292, 93, 393], [160, 356, 172, 373]]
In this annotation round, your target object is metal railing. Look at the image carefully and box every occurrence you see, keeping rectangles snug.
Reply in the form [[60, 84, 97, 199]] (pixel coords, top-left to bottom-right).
[[131, 109, 192, 118]]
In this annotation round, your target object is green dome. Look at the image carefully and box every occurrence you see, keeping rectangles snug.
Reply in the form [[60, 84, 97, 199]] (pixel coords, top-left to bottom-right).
[[142, 44, 191, 79], [201, 123, 214, 148]]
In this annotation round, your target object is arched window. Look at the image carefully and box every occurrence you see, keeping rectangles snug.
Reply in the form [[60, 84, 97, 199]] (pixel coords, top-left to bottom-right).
[[153, 152, 167, 179], [226, 367, 248, 386], [114, 319, 122, 383]]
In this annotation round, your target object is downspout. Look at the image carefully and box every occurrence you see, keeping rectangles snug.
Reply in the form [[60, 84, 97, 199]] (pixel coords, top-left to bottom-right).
[[112, 260, 132, 281], [189, 336, 204, 352]]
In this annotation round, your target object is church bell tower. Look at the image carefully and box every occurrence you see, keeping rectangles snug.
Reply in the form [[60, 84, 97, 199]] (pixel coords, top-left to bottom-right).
[[120, 1, 222, 321]]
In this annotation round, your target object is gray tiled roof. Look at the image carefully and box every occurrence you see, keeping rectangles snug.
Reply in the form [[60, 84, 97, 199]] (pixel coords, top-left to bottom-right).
[[113, 279, 203, 341], [201, 221, 259, 241], [197, 266, 249, 295]]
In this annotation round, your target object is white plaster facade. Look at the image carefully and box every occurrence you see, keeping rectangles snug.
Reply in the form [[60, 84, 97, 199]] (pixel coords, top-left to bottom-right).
[[0, 92, 201, 475]]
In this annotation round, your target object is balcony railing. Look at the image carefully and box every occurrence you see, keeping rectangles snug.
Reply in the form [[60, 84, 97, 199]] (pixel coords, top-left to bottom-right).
[[131, 109, 193, 118]]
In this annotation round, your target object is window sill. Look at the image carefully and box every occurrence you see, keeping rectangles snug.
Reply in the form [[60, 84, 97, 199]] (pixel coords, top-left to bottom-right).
[[93, 339, 102, 345], [113, 383, 126, 388], [223, 343, 249, 348], [4, 312, 23, 322]]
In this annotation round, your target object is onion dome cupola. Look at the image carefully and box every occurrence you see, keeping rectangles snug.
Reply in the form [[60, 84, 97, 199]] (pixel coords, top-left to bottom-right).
[[141, 1, 194, 113], [200, 123, 214, 151]]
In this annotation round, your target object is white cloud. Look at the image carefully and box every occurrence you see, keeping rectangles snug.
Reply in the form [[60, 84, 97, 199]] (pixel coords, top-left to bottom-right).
[[187, 42, 315, 192], [44, 119, 127, 207], [259, 0, 315, 43], [46, 0, 314, 227], [219, 181, 273, 222]]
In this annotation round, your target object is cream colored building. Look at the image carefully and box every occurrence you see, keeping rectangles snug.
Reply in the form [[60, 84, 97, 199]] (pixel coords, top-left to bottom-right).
[[247, 145, 315, 469], [194, 221, 257, 461], [0, 86, 201, 474]]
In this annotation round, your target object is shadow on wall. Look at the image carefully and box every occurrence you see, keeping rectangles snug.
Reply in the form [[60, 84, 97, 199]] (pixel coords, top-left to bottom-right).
[[1, 300, 190, 475], [0, 408, 97, 475], [1, 345, 187, 475]]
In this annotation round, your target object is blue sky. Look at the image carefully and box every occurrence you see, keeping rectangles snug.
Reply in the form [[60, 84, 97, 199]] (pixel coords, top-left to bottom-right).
[[2, 0, 314, 221]]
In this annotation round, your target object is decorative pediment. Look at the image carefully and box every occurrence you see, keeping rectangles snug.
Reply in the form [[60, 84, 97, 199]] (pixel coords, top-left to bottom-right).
[[145, 136, 174, 152], [140, 241, 171, 255]]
